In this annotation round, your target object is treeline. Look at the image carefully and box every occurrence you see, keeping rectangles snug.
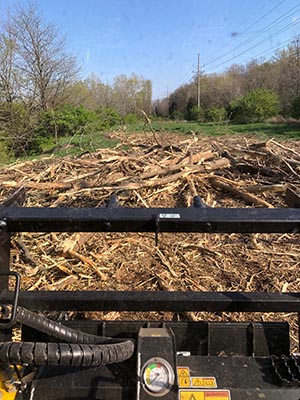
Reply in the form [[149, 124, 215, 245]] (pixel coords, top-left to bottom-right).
[[1, 2, 299, 158], [0, 3, 152, 156], [154, 41, 300, 123]]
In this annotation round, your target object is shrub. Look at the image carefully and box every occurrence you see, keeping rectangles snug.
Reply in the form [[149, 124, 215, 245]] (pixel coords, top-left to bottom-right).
[[38, 106, 94, 137], [170, 110, 185, 121], [37, 105, 109, 141], [123, 113, 139, 125], [0, 103, 42, 157], [97, 107, 121, 127], [186, 105, 205, 122], [229, 89, 280, 123], [205, 107, 227, 122]]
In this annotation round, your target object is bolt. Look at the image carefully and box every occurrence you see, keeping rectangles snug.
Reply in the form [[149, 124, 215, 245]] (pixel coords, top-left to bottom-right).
[[0, 220, 6, 229], [204, 222, 212, 232], [103, 222, 111, 230]]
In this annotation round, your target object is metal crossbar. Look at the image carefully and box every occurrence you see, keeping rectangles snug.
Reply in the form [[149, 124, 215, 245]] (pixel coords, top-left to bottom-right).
[[1, 206, 300, 233], [1, 290, 300, 312]]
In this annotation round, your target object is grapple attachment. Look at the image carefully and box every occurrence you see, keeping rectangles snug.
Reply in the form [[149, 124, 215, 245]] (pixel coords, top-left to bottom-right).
[[1, 188, 300, 399]]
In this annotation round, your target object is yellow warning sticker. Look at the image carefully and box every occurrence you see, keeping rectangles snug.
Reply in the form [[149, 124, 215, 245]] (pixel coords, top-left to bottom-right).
[[179, 391, 204, 400], [191, 377, 217, 388], [179, 376, 191, 387], [177, 367, 191, 387], [177, 367, 190, 378], [179, 390, 231, 400]]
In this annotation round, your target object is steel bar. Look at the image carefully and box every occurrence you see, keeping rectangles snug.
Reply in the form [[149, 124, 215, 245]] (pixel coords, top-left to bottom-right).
[[2, 291, 300, 312], [1, 207, 300, 233]]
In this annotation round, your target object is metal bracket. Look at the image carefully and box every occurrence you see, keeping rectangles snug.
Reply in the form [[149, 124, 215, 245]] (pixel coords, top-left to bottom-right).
[[0, 272, 20, 329], [286, 188, 300, 208], [0, 187, 26, 244], [0, 187, 26, 211]]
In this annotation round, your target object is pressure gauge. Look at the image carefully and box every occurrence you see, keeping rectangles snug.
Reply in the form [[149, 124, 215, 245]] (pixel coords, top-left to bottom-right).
[[142, 357, 174, 396]]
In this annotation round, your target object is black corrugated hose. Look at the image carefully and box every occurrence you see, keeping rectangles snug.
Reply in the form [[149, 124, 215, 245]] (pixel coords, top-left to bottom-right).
[[0, 305, 135, 366]]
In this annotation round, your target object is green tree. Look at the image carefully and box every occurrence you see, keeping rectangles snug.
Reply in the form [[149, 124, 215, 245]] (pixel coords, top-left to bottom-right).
[[229, 89, 280, 123], [187, 105, 205, 121], [37, 106, 107, 141]]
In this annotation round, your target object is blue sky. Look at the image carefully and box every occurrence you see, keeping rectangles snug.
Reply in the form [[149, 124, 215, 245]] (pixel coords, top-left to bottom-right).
[[0, 0, 299, 99]]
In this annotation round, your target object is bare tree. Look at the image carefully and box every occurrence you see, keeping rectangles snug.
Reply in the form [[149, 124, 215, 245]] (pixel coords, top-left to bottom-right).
[[113, 74, 152, 116], [6, 2, 79, 110], [0, 32, 20, 104], [276, 38, 300, 114]]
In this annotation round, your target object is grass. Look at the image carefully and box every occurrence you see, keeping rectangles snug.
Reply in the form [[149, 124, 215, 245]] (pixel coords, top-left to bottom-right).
[[229, 122, 300, 139], [42, 131, 119, 158], [0, 131, 119, 166], [127, 120, 300, 139], [0, 120, 299, 166]]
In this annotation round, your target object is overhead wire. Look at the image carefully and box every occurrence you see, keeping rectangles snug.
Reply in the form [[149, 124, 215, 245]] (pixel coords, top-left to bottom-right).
[[204, 18, 300, 72], [172, 1, 292, 92], [234, 36, 295, 67], [202, 0, 288, 65], [203, 1, 300, 68], [181, 68, 195, 86], [172, 0, 299, 93], [202, 0, 271, 62]]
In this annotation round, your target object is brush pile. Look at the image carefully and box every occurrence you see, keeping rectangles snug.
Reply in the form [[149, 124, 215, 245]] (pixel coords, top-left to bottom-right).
[[1, 131, 300, 348]]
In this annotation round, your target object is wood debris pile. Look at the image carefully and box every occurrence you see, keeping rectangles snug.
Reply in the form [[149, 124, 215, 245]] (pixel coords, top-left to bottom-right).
[[1, 132, 300, 347]]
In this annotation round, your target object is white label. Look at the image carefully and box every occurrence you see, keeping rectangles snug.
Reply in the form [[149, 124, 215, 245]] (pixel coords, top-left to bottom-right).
[[159, 213, 181, 219]]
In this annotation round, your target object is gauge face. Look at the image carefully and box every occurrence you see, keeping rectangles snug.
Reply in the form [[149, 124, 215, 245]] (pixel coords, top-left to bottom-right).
[[142, 357, 174, 395]]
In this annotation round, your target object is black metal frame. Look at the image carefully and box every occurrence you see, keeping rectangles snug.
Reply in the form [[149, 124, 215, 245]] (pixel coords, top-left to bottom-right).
[[2, 206, 300, 233], [1, 187, 300, 315]]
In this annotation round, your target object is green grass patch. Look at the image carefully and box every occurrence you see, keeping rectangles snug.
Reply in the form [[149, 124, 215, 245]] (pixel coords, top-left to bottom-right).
[[0, 131, 119, 166], [229, 122, 300, 139], [127, 120, 300, 139], [1, 120, 300, 166], [42, 131, 119, 158]]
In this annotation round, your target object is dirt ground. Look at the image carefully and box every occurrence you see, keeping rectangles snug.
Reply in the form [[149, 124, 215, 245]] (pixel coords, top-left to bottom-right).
[[1, 131, 300, 350]]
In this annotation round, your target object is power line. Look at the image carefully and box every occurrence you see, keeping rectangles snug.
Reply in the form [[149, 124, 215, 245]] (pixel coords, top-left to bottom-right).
[[197, 53, 200, 107], [203, 1, 300, 68], [181, 71, 194, 85], [175, 3, 292, 91], [202, 0, 288, 65], [204, 3, 300, 67], [173, 38, 298, 96], [202, 0, 271, 62], [233, 36, 294, 67], [173, 1, 298, 93], [205, 18, 300, 72]]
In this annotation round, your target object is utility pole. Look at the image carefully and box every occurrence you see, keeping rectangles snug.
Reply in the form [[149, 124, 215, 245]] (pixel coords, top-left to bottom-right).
[[197, 53, 201, 108], [295, 38, 300, 96]]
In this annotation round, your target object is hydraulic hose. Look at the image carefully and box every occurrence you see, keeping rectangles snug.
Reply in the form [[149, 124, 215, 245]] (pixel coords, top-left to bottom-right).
[[0, 341, 134, 366], [15, 306, 126, 344], [0, 306, 135, 366]]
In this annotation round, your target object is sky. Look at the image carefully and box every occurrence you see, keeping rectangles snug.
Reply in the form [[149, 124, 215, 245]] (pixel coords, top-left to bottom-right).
[[0, 0, 299, 99]]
